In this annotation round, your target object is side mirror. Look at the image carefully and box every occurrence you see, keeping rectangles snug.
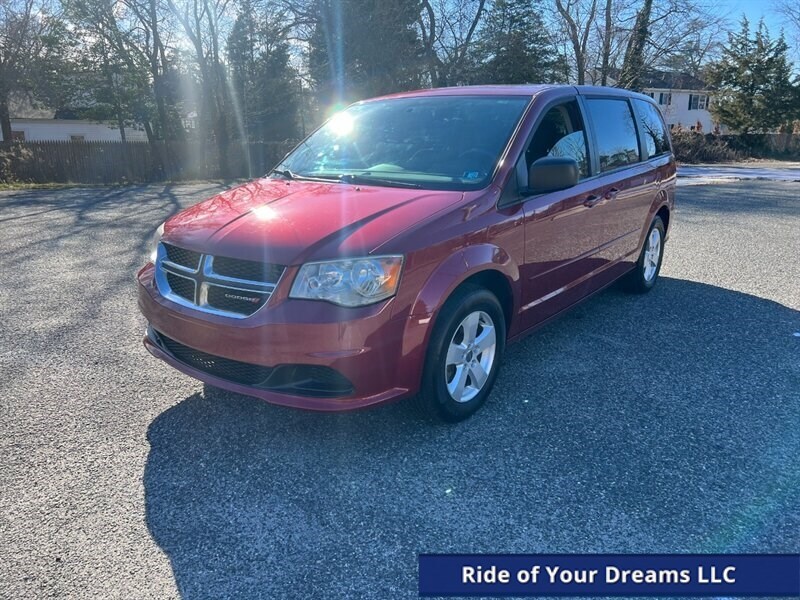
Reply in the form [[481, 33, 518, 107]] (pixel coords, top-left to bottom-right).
[[526, 156, 579, 194]]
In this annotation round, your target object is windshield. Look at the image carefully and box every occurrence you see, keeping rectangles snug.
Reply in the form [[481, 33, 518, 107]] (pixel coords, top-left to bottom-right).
[[274, 95, 531, 191]]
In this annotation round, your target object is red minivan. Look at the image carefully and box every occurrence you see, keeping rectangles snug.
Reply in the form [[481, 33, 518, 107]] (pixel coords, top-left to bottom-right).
[[138, 85, 675, 421]]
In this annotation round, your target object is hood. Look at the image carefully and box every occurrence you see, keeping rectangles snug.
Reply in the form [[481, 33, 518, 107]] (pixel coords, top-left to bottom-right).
[[161, 178, 464, 265]]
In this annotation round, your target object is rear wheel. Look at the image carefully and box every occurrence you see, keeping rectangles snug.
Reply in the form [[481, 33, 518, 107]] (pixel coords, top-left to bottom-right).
[[414, 285, 506, 422], [623, 216, 665, 293]]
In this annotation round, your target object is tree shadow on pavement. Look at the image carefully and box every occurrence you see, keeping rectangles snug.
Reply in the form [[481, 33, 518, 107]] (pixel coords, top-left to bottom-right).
[[143, 277, 800, 599]]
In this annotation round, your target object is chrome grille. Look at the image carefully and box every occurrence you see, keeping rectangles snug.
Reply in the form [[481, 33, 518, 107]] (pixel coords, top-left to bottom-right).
[[155, 243, 285, 318]]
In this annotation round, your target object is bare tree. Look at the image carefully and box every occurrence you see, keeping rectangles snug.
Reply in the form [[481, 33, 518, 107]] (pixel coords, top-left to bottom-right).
[[582, 0, 639, 84], [0, 0, 66, 141], [418, 0, 486, 86], [64, 0, 181, 141], [131, 0, 183, 140], [164, 0, 236, 167], [642, 0, 728, 76], [617, 0, 653, 89], [775, 0, 800, 57], [551, 0, 727, 86], [599, 0, 613, 84], [554, 0, 598, 84]]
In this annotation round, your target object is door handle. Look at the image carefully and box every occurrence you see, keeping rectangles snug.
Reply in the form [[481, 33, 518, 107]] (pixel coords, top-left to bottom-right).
[[584, 194, 602, 208], [604, 187, 620, 200]]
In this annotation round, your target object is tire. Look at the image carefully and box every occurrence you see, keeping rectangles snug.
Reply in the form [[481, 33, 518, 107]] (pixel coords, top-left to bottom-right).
[[623, 215, 666, 294], [414, 284, 506, 422]]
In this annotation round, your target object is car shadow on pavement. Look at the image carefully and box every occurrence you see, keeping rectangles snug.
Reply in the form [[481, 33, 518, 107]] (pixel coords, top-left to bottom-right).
[[143, 277, 800, 599]]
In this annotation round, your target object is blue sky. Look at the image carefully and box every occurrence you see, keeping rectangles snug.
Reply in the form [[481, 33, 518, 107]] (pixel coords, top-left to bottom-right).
[[714, 0, 800, 64], [715, 0, 787, 35]]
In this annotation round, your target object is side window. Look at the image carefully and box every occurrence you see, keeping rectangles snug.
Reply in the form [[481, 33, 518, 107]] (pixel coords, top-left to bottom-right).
[[585, 98, 640, 172], [520, 100, 589, 186], [633, 99, 670, 158]]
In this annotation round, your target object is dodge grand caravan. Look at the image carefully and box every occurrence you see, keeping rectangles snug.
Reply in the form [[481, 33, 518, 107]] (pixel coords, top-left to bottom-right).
[[138, 85, 675, 421]]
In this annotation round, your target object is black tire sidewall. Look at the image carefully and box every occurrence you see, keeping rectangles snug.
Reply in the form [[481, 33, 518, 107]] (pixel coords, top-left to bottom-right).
[[636, 216, 666, 290], [421, 286, 506, 422]]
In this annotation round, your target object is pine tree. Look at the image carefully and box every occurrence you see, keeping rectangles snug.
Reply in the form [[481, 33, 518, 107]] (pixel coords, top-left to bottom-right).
[[227, 6, 300, 142], [472, 0, 566, 85], [308, 0, 423, 105], [706, 18, 800, 133], [617, 0, 653, 91]]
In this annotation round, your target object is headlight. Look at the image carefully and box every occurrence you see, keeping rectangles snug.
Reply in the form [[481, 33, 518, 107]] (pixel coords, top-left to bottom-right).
[[290, 256, 403, 307], [148, 222, 165, 263]]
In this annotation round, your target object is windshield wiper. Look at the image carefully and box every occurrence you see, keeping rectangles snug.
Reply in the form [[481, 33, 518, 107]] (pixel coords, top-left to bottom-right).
[[269, 169, 341, 184], [269, 168, 297, 180], [270, 169, 422, 189], [336, 173, 422, 189]]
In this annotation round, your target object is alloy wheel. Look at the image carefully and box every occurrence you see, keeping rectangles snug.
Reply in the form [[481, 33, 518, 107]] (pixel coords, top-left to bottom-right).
[[444, 310, 497, 403], [643, 227, 662, 282]]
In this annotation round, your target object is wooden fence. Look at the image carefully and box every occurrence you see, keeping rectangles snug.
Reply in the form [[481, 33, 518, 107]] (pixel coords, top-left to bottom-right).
[[0, 140, 298, 184]]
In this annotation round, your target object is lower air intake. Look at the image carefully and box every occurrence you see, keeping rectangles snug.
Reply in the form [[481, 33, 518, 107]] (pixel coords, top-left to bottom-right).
[[152, 330, 354, 398]]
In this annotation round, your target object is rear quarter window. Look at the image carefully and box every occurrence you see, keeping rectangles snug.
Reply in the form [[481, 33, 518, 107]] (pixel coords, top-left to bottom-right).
[[585, 98, 641, 172], [633, 99, 671, 158]]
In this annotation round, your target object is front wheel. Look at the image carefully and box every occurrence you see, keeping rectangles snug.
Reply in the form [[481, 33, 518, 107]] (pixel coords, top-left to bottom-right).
[[414, 285, 506, 422], [623, 216, 666, 293]]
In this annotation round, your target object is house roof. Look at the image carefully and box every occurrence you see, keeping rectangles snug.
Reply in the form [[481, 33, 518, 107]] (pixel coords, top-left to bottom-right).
[[10, 118, 119, 124], [639, 71, 709, 91], [9, 118, 126, 125]]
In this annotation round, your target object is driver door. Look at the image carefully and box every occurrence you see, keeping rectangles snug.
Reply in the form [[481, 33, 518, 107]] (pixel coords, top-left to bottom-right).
[[515, 98, 608, 329]]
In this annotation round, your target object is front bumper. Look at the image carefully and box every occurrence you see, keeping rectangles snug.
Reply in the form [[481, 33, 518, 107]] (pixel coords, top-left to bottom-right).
[[137, 263, 429, 411]]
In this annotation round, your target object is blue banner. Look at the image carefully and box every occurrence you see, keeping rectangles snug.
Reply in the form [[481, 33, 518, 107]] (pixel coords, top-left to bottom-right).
[[418, 554, 800, 596]]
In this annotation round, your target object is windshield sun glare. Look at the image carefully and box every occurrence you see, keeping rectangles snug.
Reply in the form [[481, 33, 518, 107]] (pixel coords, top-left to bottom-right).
[[275, 96, 530, 191]]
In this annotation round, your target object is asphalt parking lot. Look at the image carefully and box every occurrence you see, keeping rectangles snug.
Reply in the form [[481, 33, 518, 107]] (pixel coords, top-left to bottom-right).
[[1, 178, 798, 599]]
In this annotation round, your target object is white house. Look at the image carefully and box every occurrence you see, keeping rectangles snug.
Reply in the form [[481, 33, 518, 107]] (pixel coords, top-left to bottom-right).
[[1, 118, 148, 142], [639, 72, 721, 133]]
